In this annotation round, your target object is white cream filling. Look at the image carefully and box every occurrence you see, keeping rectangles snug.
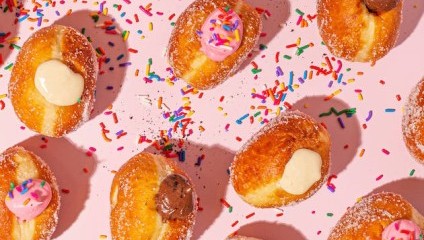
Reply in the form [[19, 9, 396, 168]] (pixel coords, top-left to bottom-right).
[[34, 59, 84, 106], [279, 148, 322, 195]]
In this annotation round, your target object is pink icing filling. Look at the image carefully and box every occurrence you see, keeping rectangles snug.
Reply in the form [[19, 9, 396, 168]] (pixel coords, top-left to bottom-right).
[[5, 179, 52, 222], [382, 219, 422, 240], [199, 8, 243, 62]]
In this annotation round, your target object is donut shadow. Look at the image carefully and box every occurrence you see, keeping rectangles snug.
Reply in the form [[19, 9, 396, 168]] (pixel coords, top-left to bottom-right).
[[396, 0, 424, 47], [144, 138, 235, 239], [16, 135, 97, 239], [370, 177, 424, 214], [237, 0, 291, 72], [54, 10, 129, 119], [292, 96, 362, 175], [0, 2, 20, 67], [232, 221, 307, 240]]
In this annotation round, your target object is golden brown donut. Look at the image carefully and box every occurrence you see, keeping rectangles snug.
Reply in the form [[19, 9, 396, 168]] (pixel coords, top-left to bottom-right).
[[403, 77, 424, 164], [230, 110, 331, 208], [317, 0, 402, 63], [0, 146, 60, 240], [168, 0, 262, 89], [329, 192, 424, 240], [9, 25, 98, 137], [110, 152, 196, 240]]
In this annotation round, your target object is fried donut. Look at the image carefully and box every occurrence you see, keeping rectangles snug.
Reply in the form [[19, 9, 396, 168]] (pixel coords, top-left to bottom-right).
[[329, 192, 424, 239], [110, 152, 196, 240], [0, 146, 60, 240], [168, 0, 262, 89], [230, 110, 331, 208], [403, 77, 424, 164], [317, 0, 402, 63], [9, 24, 98, 137]]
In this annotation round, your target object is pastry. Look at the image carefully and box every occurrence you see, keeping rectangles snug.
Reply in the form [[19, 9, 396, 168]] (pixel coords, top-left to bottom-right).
[[168, 0, 262, 89], [403, 77, 424, 164], [317, 0, 402, 63], [0, 146, 60, 240], [329, 192, 424, 240], [9, 24, 98, 137], [230, 110, 331, 208], [110, 152, 196, 239]]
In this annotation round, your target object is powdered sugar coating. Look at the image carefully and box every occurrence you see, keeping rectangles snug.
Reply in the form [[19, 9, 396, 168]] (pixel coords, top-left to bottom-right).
[[317, 0, 402, 62], [0, 146, 60, 240], [230, 110, 331, 207], [402, 78, 424, 164], [168, 0, 262, 89]]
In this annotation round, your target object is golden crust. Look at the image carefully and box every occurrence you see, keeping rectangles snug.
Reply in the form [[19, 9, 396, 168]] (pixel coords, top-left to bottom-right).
[[168, 0, 262, 89], [403, 77, 424, 164], [9, 25, 98, 137], [329, 192, 424, 239], [230, 110, 331, 208], [317, 0, 402, 62], [0, 146, 60, 240], [110, 152, 196, 240]]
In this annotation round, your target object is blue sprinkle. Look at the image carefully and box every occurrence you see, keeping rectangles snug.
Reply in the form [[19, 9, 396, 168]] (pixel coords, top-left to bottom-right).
[[385, 108, 396, 112]]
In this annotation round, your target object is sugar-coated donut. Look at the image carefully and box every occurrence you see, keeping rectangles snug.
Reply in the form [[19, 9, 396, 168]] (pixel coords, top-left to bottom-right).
[[168, 0, 262, 89], [403, 77, 424, 164], [317, 0, 402, 63], [230, 110, 331, 208], [0, 146, 60, 240], [110, 152, 196, 240], [9, 24, 98, 137], [329, 192, 424, 239]]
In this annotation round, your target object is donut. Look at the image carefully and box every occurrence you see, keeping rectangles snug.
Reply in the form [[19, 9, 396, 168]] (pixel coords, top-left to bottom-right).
[[110, 152, 196, 239], [317, 0, 402, 63], [168, 0, 262, 89], [329, 192, 424, 239], [403, 77, 424, 164], [0, 146, 60, 240], [9, 24, 98, 137], [230, 110, 331, 208]]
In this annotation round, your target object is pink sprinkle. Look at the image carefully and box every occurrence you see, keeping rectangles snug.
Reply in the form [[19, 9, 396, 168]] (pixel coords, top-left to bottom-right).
[[89, 147, 97, 152], [376, 174, 383, 181], [382, 148, 390, 155], [104, 111, 113, 115], [317, 230, 322, 235], [117, 146, 124, 151], [30, 192, 39, 199]]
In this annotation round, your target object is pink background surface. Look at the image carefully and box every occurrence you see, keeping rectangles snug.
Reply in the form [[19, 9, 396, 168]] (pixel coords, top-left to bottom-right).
[[0, 0, 423, 239]]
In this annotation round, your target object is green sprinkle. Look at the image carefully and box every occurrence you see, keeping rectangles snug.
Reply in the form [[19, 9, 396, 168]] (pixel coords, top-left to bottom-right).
[[171, 22, 175, 26], [3, 6, 9, 12], [91, 15, 99, 23], [319, 107, 356, 117], [346, 68, 351, 72], [251, 68, 262, 74], [254, 111, 261, 117], [225, 5, 230, 12], [12, 44, 21, 50], [10, 182, 15, 191], [81, 28, 86, 35], [163, 144, 174, 151], [327, 213, 334, 217], [113, 4, 119, 8], [41, 181, 46, 188], [4, 63, 13, 70], [77, 98, 81, 103], [259, 44, 267, 50], [295, 48, 304, 56], [410, 169, 415, 176], [321, 41, 326, 45], [283, 55, 292, 60], [229, 206, 233, 213], [295, 8, 304, 16], [148, 58, 152, 65], [87, 36, 92, 43]]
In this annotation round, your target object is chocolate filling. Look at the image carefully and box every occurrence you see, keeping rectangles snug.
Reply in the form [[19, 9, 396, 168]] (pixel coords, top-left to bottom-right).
[[155, 174, 194, 221], [363, 0, 400, 14]]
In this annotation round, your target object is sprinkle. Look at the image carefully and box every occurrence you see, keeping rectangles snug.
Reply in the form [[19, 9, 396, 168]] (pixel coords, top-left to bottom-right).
[[337, 117, 345, 128], [41, 181, 46, 187], [410, 169, 415, 176], [327, 213, 334, 217], [382, 149, 390, 155], [295, 8, 305, 16], [359, 149, 365, 157], [283, 55, 292, 60], [231, 220, 239, 227], [276, 212, 284, 217], [236, 114, 249, 124], [365, 111, 373, 122], [117, 146, 124, 151], [396, 95, 401, 101], [385, 108, 396, 112], [324, 89, 342, 101], [61, 189, 70, 194], [236, 136, 242, 142], [376, 174, 383, 181], [246, 212, 255, 219], [23, 198, 31, 206], [99, 235, 108, 240], [149, 22, 153, 31]]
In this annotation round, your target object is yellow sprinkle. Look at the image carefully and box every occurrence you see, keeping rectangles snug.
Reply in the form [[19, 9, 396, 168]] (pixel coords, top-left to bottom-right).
[[251, 88, 256, 93], [217, 106, 223, 111], [359, 149, 365, 157], [276, 107, 281, 116], [102, 7, 108, 15], [235, 29, 240, 41], [6, 37, 20, 44], [182, 97, 190, 101], [23, 198, 31, 206], [183, 102, 191, 107], [347, 78, 355, 83], [356, 197, 363, 203], [293, 84, 299, 89], [358, 93, 363, 101], [296, 37, 301, 46], [186, 110, 195, 117], [99, 235, 107, 240], [279, 82, 285, 89], [149, 22, 153, 31], [145, 64, 150, 76], [158, 97, 162, 109], [123, 31, 130, 41], [0, 94, 7, 99]]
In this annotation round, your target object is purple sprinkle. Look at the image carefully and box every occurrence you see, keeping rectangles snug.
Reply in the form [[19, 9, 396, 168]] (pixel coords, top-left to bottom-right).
[[8, 191, 13, 199], [298, 77, 305, 84], [327, 185, 335, 192], [106, 86, 114, 90], [108, 41, 115, 47], [276, 66, 284, 77], [116, 130, 124, 135], [365, 110, 373, 122], [328, 81, 333, 88], [337, 117, 345, 129], [119, 62, 132, 67]]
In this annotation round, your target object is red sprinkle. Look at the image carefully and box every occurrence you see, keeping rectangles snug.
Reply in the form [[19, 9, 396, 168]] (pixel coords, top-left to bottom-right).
[[246, 212, 255, 219], [220, 198, 231, 208], [61, 189, 70, 194], [382, 148, 390, 155], [376, 174, 383, 181], [236, 136, 242, 142], [231, 220, 239, 227]]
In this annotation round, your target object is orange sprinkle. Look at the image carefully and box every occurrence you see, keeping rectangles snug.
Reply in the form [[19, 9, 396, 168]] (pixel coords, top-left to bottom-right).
[[23, 198, 31, 206], [102, 131, 112, 142], [112, 113, 118, 124]]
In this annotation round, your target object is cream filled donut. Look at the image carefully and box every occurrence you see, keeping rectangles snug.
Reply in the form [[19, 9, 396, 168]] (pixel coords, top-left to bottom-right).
[[402, 77, 424, 164], [317, 0, 402, 63], [168, 0, 262, 89], [0, 146, 60, 240], [9, 24, 98, 137], [329, 192, 424, 239], [230, 110, 331, 208]]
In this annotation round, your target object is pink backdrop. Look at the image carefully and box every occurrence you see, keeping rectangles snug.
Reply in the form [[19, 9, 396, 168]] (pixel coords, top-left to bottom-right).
[[0, 0, 423, 239]]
